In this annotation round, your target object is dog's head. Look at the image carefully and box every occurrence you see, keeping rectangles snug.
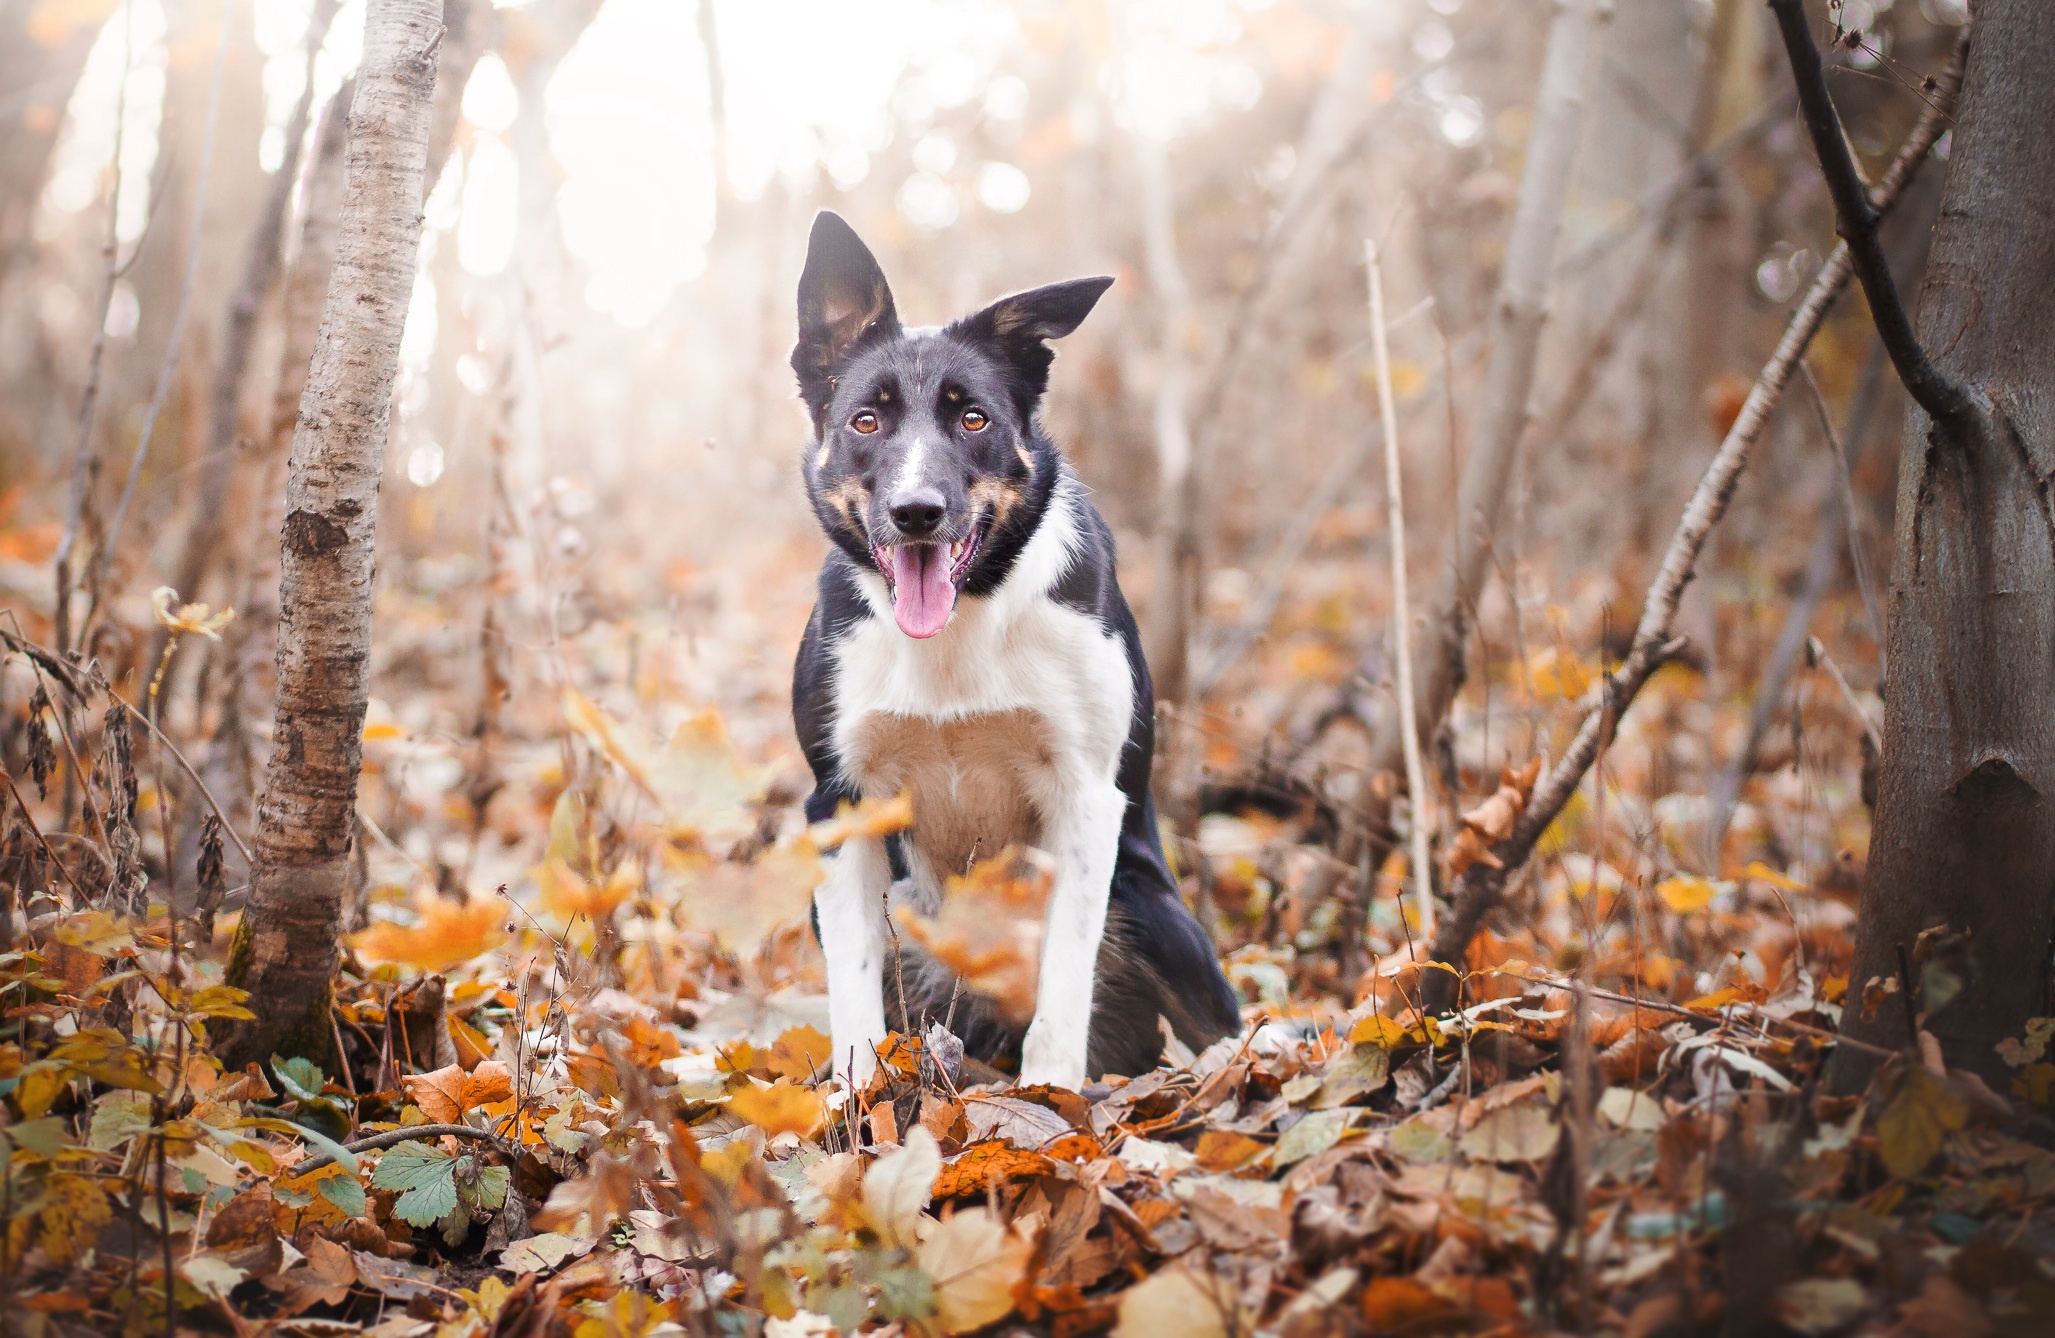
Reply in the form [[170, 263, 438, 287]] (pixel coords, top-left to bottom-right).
[[792, 211, 1111, 639]]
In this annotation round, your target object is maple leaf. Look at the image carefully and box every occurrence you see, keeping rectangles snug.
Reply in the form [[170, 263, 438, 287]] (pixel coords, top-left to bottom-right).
[[266, 1236, 359, 1316], [895, 848, 1052, 1025], [349, 889, 507, 973], [402, 1059, 514, 1125], [806, 790, 915, 851], [728, 1078, 826, 1139]]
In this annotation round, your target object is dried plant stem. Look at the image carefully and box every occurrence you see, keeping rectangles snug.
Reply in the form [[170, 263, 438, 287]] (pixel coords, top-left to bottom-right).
[[90, 6, 233, 632], [1365, 234, 1433, 940], [52, 0, 134, 657], [1419, 32, 1968, 1008]]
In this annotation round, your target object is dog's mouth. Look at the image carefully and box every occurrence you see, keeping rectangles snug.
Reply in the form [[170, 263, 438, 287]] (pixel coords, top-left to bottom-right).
[[873, 525, 984, 639]]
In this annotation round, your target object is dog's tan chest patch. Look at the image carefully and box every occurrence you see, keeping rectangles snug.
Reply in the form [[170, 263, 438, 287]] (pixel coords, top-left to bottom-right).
[[846, 709, 1051, 882]]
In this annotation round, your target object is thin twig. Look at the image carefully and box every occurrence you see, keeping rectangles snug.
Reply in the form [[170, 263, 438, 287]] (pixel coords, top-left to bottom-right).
[[1768, 0, 1974, 430], [291, 1124, 522, 1179], [1365, 233, 1434, 940], [0, 766, 90, 905], [1798, 360, 1885, 653]]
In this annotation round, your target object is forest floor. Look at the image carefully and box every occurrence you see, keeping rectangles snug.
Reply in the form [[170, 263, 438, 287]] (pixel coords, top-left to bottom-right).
[[4, 525, 2054, 1338]]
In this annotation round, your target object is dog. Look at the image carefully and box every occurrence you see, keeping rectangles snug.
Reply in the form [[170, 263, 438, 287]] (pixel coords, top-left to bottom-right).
[[788, 212, 1241, 1091]]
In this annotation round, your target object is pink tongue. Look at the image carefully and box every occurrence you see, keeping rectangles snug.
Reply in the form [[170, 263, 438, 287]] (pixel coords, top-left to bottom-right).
[[888, 545, 956, 638]]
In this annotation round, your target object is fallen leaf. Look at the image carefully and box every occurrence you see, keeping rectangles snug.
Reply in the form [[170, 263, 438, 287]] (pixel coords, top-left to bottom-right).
[[1113, 1262, 1243, 1338], [350, 890, 507, 974], [500, 1231, 598, 1274], [1773, 1278, 1868, 1336], [932, 1140, 1054, 1198], [1656, 876, 1718, 913], [1449, 757, 1543, 876], [1362, 1276, 1458, 1330], [402, 1059, 515, 1125], [864, 1126, 942, 1249], [729, 1078, 827, 1139], [1458, 1103, 1558, 1164], [267, 1236, 358, 1316], [918, 1206, 1034, 1334], [961, 1094, 1074, 1150]]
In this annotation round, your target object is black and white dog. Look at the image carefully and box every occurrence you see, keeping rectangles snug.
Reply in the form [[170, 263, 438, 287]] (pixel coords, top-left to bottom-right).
[[788, 213, 1239, 1090]]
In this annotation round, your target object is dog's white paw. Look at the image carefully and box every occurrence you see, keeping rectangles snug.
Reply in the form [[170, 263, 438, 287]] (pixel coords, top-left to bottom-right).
[[1016, 1028, 1086, 1091]]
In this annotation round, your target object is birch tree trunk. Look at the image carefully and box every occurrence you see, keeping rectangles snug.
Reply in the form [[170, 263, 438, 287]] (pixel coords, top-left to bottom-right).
[[220, 0, 444, 1068], [1833, 4, 2055, 1090]]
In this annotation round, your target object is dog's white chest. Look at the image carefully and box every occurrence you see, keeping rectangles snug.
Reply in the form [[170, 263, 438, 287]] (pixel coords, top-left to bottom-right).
[[828, 491, 1134, 896]]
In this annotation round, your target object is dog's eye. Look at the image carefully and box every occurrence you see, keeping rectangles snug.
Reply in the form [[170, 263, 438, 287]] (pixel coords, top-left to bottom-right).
[[850, 410, 880, 434], [961, 409, 989, 432]]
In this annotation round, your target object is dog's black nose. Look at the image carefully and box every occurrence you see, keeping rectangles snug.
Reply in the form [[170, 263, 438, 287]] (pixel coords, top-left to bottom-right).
[[889, 489, 946, 537]]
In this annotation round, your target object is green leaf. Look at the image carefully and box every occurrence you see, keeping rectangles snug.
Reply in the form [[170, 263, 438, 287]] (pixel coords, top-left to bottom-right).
[[318, 1173, 368, 1219], [374, 1143, 461, 1228], [461, 1162, 511, 1213], [372, 1141, 456, 1191], [271, 1055, 328, 1105]]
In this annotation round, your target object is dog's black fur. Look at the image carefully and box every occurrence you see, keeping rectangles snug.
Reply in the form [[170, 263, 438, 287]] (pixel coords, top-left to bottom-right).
[[789, 212, 1239, 1079]]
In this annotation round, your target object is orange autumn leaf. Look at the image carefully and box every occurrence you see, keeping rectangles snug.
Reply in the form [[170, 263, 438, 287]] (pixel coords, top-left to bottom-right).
[[931, 1140, 1054, 1198], [727, 1078, 826, 1139], [766, 1024, 833, 1081], [349, 891, 507, 973], [807, 790, 914, 851], [896, 847, 1051, 1025], [401, 1060, 514, 1125], [536, 856, 641, 925], [1193, 1130, 1266, 1172]]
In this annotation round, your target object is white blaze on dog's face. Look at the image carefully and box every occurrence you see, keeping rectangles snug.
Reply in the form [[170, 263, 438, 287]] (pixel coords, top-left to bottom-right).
[[791, 212, 1111, 639]]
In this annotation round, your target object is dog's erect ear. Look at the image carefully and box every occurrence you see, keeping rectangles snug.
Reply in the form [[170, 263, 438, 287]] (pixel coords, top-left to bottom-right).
[[793, 212, 900, 425], [954, 276, 1114, 405]]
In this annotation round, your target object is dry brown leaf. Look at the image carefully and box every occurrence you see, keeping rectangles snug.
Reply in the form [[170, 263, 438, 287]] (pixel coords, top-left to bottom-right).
[[1113, 1262, 1244, 1338], [1448, 757, 1543, 877], [918, 1205, 1035, 1335], [265, 1236, 358, 1317], [400, 1060, 514, 1125], [962, 1094, 1074, 1150]]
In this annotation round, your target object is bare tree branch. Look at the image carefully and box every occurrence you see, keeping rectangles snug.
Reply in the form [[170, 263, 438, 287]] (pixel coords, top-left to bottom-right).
[[1768, 0, 1974, 430], [1419, 30, 1970, 1009]]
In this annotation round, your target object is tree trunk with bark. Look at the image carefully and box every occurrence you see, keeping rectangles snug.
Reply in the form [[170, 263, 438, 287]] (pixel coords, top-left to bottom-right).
[[1833, 3, 2055, 1089], [220, 0, 444, 1069]]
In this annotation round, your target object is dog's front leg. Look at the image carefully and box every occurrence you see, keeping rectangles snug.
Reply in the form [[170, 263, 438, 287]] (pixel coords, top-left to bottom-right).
[[1018, 781, 1126, 1090], [815, 835, 893, 1086]]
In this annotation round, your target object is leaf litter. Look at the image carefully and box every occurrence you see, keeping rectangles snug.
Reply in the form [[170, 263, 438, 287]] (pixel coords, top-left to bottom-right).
[[4, 574, 2055, 1338]]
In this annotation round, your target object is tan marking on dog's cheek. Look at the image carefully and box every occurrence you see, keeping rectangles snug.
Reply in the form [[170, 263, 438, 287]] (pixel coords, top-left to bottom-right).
[[1015, 446, 1035, 474], [814, 443, 832, 472], [969, 477, 1029, 527], [845, 710, 1052, 880], [823, 478, 872, 531]]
